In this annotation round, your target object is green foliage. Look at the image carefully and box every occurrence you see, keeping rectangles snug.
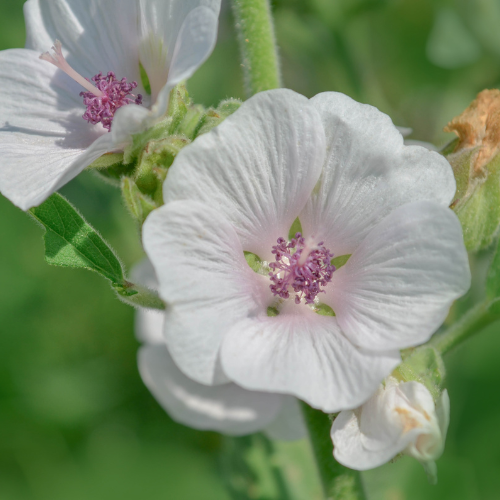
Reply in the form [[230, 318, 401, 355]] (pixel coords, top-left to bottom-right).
[[29, 193, 125, 285]]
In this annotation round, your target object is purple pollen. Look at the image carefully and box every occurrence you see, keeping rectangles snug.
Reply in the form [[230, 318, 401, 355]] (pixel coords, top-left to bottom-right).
[[80, 71, 143, 131], [269, 233, 336, 305]]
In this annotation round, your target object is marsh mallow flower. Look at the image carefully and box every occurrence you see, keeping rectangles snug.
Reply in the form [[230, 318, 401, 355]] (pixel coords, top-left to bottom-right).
[[133, 258, 305, 439], [143, 89, 470, 412], [0, 0, 220, 210], [331, 378, 449, 479]]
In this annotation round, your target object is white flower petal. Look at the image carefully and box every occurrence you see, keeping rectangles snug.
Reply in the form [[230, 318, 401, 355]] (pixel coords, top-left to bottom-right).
[[167, 7, 219, 89], [326, 201, 470, 351], [0, 50, 114, 209], [142, 200, 271, 386], [139, 345, 282, 435], [220, 309, 400, 412], [300, 92, 456, 256], [331, 379, 445, 470], [164, 89, 326, 259], [264, 396, 307, 441], [331, 410, 407, 470], [24, 0, 143, 88]]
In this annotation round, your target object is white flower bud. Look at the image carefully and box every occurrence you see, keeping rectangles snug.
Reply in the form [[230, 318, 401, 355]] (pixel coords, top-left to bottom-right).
[[331, 377, 449, 478]]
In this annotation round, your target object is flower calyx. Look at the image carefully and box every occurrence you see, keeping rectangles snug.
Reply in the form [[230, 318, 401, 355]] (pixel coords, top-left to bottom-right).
[[444, 89, 500, 252]]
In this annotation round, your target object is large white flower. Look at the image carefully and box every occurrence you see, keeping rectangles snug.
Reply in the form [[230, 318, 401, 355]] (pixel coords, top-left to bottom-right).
[[143, 89, 470, 412], [134, 258, 306, 438], [331, 378, 449, 476], [0, 0, 220, 210]]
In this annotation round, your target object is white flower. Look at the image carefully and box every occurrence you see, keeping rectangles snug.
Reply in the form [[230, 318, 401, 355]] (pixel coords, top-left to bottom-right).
[[331, 378, 450, 476], [0, 0, 220, 210], [133, 258, 306, 439], [142, 89, 470, 412]]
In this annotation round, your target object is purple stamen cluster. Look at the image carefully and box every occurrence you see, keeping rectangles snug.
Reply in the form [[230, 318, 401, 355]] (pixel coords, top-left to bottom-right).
[[269, 233, 335, 305], [80, 72, 143, 131]]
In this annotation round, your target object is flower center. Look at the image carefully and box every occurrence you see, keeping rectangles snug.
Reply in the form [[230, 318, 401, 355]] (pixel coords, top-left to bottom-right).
[[268, 233, 335, 305], [39, 40, 143, 131]]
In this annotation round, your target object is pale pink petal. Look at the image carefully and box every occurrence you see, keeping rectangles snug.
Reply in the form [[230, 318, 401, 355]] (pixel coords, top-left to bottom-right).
[[0, 50, 114, 209], [325, 201, 470, 351], [24, 0, 144, 92], [139, 345, 282, 435], [300, 92, 456, 256], [163, 89, 326, 260], [220, 308, 400, 412], [142, 200, 271, 386]]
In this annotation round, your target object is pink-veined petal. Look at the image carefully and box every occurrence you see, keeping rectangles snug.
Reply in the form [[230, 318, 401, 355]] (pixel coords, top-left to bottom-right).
[[325, 201, 470, 351], [163, 89, 326, 260], [142, 200, 271, 386]]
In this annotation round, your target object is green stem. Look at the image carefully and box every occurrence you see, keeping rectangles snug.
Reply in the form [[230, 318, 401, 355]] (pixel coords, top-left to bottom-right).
[[231, 0, 281, 97], [430, 300, 498, 355], [301, 402, 366, 500]]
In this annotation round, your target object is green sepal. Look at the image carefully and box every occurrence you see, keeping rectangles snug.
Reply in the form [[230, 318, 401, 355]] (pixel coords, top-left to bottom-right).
[[395, 346, 446, 401], [121, 177, 157, 224], [87, 153, 124, 170], [29, 193, 125, 285], [448, 148, 500, 252], [314, 303, 335, 316], [134, 135, 190, 199], [331, 254, 351, 269], [196, 99, 242, 136]]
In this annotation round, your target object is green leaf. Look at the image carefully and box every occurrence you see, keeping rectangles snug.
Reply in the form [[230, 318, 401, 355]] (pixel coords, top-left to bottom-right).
[[29, 193, 125, 285]]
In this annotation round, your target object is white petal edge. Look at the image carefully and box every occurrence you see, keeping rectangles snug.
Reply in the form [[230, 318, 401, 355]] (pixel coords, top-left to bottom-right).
[[142, 200, 271, 386], [164, 89, 326, 259], [139, 345, 283, 435], [325, 200, 470, 351], [24, 0, 143, 90], [220, 309, 401, 413], [300, 92, 456, 256], [264, 396, 307, 441]]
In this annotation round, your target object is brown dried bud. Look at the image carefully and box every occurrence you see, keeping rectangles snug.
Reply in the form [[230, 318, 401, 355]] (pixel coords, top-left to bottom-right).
[[444, 89, 500, 174]]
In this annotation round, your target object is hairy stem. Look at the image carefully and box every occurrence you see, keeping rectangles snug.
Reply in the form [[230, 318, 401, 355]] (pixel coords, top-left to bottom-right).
[[231, 0, 281, 97], [301, 403, 366, 500], [430, 300, 498, 355]]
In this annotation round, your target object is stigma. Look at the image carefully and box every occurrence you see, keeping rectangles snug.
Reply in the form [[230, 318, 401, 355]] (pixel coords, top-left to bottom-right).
[[40, 40, 142, 131], [269, 233, 335, 305]]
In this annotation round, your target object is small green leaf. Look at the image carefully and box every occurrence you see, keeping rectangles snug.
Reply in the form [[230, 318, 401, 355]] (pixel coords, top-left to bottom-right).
[[29, 193, 125, 284], [315, 303, 335, 316], [331, 254, 351, 269]]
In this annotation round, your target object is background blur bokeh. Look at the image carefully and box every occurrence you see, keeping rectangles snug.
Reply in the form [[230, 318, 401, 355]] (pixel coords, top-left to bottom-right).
[[1, 0, 500, 499]]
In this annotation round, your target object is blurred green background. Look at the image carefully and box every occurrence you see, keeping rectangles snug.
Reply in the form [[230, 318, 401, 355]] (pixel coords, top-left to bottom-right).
[[1, 0, 500, 499]]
